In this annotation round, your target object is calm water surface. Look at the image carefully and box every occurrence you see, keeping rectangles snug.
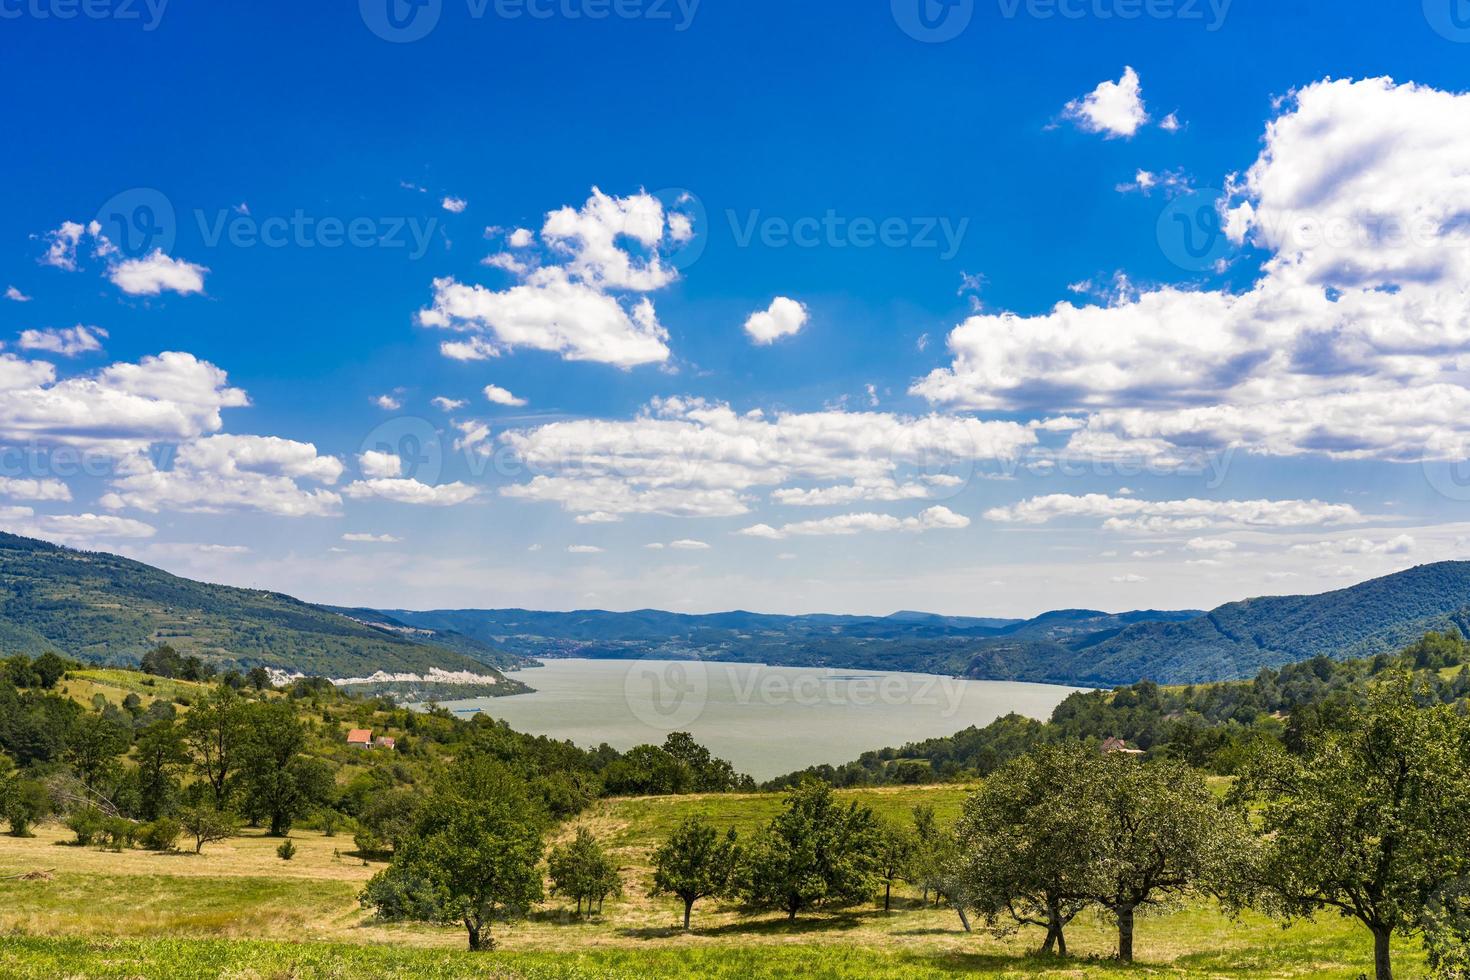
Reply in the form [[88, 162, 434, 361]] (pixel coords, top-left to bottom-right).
[[433, 658, 1084, 781]]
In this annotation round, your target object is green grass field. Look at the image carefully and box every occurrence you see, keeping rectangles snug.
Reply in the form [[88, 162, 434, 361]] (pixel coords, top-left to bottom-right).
[[0, 786, 1427, 978]]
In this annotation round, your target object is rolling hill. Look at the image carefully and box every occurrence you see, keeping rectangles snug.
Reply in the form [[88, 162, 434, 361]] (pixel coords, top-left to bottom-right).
[[0, 532, 526, 684]]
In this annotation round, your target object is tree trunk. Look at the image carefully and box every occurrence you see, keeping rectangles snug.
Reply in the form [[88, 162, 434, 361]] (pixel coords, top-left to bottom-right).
[[954, 901, 971, 933], [884, 879, 892, 912], [1117, 904, 1136, 963], [1043, 897, 1067, 957], [683, 897, 694, 930], [787, 898, 798, 922], [1373, 926, 1393, 980], [465, 918, 482, 952]]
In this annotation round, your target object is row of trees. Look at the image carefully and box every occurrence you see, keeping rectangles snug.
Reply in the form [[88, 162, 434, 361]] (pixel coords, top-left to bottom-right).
[[365, 669, 1470, 979]]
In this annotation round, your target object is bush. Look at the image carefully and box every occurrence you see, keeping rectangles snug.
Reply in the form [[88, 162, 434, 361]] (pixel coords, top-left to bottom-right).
[[137, 817, 182, 852], [277, 839, 297, 861], [101, 817, 134, 851], [66, 806, 107, 846], [5, 780, 51, 837]]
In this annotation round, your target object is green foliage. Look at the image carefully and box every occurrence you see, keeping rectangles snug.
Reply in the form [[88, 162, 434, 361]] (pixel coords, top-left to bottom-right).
[[136, 817, 181, 852], [65, 806, 108, 846], [649, 816, 740, 929], [178, 804, 240, 854], [362, 757, 546, 951], [181, 686, 247, 809], [547, 828, 622, 917], [736, 779, 882, 921], [276, 839, 297, 861], [1233, 671, 1470, 980], [3, 778, 49, 836], [952, 743, 1099, 955], [236, 700, 333, 836]]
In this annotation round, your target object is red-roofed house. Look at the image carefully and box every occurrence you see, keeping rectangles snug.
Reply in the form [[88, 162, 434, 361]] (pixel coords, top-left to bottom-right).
[[346, 729, 372, 748], [374, 736, 396, 750]]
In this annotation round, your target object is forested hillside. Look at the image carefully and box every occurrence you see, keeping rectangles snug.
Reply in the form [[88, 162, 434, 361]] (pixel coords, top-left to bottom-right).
[[0, 534, 521, 681]]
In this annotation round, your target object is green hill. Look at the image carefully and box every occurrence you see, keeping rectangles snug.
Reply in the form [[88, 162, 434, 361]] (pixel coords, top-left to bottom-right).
[[0, 532, 522, 682]]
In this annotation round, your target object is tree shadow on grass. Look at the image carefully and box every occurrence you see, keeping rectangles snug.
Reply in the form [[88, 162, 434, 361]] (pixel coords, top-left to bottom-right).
[[890, 950, 1140, 976], [617, 911, 874, 941]]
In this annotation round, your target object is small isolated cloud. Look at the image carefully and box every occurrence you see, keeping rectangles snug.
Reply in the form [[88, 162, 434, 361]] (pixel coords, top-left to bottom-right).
[[567, 544, 604, 554], [342, 532, 401, 543], [374, 394, 403, 411], [575, 511, 622, 524], [508, 228, 534, 248], [484, 384, 527, 407], [5, 286, 31, 302], [1184, 537, 1238, 553], [669, 539, 710, 550], [1159, 112, 1182, 132], [442, 196, 468, 214], [108, 250, 208, 296], [1063, 66, 1148, 138], [744, 297, 809, 345], [431, 396, 467, 412], [1111, 573, 1147, 583], [18, 325, 106, 357]]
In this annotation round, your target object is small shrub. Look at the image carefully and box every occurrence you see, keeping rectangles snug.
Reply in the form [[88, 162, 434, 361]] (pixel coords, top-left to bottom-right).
[[137, 817, 182, 852], [66, 807, 107, 846], [101, 817, 135, 851], [277, 839, 297, 861], [4, 780, 49, 837]]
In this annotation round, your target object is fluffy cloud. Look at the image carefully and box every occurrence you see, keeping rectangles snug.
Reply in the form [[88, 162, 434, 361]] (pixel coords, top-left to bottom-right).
[[0, 506, 156, 543], [669, 538, 710, 550], [374, 394, 402, 411], [1290, 534, 1415, 557], [984, 493, 1364, 533], [1062, 67, 1148, 138], [109, 250, 208, 296], [343, 532, 401, 543], [101, 434, 344, 518], [431, 396, 467, 412], [0, 477, 71, 501], [6, 286, 32, 302], [497, 396, 1035, 518], [18, 325, 106, 357], [0, 351, 248, 453], [918, 77, 1470, 463], [737, 505, 970, 539], [442, 196, 467, 213], [358, 450, 403, 479], [744, 297, 809, 345], [342, 478, 479, 506], [484, 384, 527, 407], [417, 188, 695, 368], [567, 544, 604, 554]]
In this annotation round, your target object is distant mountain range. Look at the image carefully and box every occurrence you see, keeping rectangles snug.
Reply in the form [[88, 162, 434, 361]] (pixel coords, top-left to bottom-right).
[[0, 533, 527, 685], [4, 530, 1470, 688], [383, 562, 1470, 686]]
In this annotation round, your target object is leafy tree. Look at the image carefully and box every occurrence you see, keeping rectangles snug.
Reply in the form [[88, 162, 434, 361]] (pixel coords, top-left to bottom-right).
[[737, 778, 882, 921], [133, 720, 188, 820], [4, 778, 50, 836], [650, 816, 740, 929], [65, 711, 130, 792], [548, 827, 623, 917], [139, 644, 185, 679], [875, 820, 914, 912], [910, 804, 941, 904], [178, 804, 240, 853], [952, 743, 1099, 955], [182, 685, 247, 807], [237, 700, 332, 835], [600, 744, 691, 796], [660, 732, 750, 792], [1071, 753, 1249, 963], [31, 653, 68, 689], [361, 757, 546, 951], [1233, 673, 1470, 980]]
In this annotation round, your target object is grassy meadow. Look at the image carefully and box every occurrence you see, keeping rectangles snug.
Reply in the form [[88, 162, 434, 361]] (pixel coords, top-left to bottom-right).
[[0, 784, 1424, 979]]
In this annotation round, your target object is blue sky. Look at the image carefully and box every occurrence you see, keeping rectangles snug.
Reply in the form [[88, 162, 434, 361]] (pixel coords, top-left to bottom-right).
[[2, 0, 1470, 615]]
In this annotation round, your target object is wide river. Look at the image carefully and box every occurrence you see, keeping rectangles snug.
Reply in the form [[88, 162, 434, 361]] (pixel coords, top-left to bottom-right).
[[433, 658, 1084, 781]]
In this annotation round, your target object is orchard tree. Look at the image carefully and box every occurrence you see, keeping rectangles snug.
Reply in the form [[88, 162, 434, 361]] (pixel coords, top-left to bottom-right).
[[548, 827, 623, 917], [361, 756, 545, 951], [738, 778, 881, 921], [649, 816, 740, 929], [65, 710, 130, 792], [178, 804, 240, 853], [133, 720, 189, 821], [875, 820, 914, 913], [1233, 673, 1470, 980], [1073, 753, 1250, 963], [953, 744, 1100, 956]]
